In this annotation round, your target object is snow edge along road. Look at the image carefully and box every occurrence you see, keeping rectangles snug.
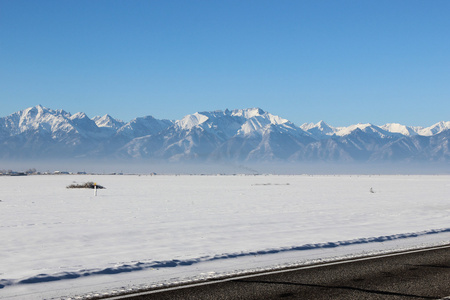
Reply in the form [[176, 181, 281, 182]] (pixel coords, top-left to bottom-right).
[[2, 227, 449, 290]]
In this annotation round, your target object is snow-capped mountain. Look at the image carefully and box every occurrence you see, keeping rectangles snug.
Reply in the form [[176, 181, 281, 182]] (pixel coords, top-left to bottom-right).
[[300, 120, 338, 139], [415, 121, 450, 136], [333, 123, 401, 138], [116, 116, 173, 140], [0, 105, 71, 137], [0, 105, 170, 158], [119, 108, 314, 161], [380, 123, 418, 136], [93, 114, 125, 131], [0, 105, 449, 162]]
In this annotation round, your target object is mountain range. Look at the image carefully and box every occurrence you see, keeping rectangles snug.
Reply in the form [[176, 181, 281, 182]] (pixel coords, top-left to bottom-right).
[[1, 105, 449, 162]]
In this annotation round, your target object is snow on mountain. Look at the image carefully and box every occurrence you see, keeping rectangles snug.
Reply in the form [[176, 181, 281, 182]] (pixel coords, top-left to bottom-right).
[[245, 124, 314, 160], [0, 105, 94, 158], [172, 108, 308, 140], [93, 114, 125, 130], [122, 110, 245, 160], [334, 123, 373, 137], [334, 123, 401, 139], [1, 105, 72, 136], [231, 107, 288, 125], [237, 115, 280, 137], [231, 108, 309, 139], [69, 112, 109, 138], [416, 121, 450, 136], [176, 112, 210, 130], [380, 123, 418, 136], [116, 116, 173, 139], [300, 120, 338, 139], [303, 121, 416, 139], [119, 108, 314, 161], [339, 128, 401, 161], [295, 123, 409, 162]]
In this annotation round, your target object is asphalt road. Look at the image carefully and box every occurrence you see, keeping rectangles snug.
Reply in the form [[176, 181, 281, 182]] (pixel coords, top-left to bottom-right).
[[107, 245, 450, 300]]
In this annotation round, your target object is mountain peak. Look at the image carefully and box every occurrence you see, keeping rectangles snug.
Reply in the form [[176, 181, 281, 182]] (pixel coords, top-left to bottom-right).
[[247, 107, 265, 116], [176, 112, 209, 130], [299, 120, 336, 139], [23, 105, 44, 115], [231, 107, 266, 118], [334, 123, 377, 136], [418, 121, 450, 136], [381, 123, 417, 136], [71, 112, 89, 120], [94, 114, 124, 130], [316, 120, 331, 128]]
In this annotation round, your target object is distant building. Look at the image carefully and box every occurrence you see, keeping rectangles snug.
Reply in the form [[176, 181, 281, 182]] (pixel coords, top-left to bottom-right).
[[54, 171, 70, 175], [10, 172, 27, 176]]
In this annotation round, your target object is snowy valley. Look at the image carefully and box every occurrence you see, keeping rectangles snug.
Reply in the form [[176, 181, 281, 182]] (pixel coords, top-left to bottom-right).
[[1, 174, 449, 299]]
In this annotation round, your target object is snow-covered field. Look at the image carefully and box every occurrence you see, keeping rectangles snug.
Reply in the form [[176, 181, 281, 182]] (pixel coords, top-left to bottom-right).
[[1, 174, 450, 299]]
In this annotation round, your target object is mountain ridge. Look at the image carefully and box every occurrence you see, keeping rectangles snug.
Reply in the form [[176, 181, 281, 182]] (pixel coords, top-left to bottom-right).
[[1, 105, 449, 162]]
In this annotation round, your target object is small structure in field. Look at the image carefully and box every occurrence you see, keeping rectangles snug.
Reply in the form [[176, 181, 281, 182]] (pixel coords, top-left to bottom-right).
[[66, 182, 105, 189]]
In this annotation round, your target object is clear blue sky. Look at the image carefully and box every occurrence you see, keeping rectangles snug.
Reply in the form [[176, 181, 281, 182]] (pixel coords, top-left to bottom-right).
[[1, 0, 449, 126]]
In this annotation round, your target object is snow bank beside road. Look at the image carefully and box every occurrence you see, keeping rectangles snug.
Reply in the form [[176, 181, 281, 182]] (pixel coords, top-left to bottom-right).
[[1, 227, 449, 290]]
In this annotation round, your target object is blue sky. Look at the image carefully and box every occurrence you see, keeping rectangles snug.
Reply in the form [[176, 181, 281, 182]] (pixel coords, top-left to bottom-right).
[[1, 0, 449, 126]]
